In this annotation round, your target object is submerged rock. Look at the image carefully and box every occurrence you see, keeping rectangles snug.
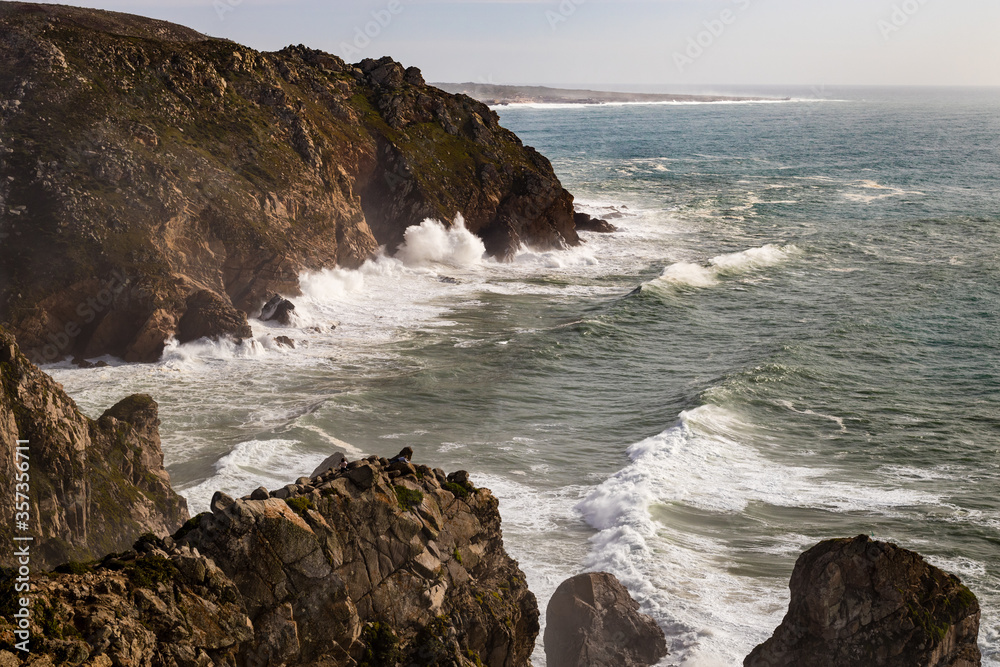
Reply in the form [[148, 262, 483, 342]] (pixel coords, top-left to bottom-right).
[[0, 326, 189, 570], [544, 571, 668, 667], [745, 535, 981, 667], [177, 289, 254, 345], [573, 211, 618, 233]]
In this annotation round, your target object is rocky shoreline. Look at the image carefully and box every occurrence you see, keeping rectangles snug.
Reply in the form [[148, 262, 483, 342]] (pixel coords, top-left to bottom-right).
[[0, 3, 986, 665], [0, 325, 986, 666], [0, 2, 610, 364]]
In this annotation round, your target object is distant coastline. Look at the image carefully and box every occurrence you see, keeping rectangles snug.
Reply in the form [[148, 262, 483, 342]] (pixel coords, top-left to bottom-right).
[[432, 82, 788, 106]]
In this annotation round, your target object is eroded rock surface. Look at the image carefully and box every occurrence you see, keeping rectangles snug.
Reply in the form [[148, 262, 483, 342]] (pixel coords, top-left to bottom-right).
[[745, 535, 981, 667]]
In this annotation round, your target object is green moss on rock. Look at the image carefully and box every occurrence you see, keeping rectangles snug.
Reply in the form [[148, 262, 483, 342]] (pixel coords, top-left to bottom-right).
[[359, 621, 402, 667], [286, 496, 313, 515], [442, 482, 469, 499], [126, 555, 178, 589], [394, 485, 423, 511]]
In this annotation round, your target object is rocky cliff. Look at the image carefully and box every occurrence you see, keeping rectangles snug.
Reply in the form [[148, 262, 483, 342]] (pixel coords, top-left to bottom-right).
[[746, 535, 982, 667], [0, 325, 189, 571], [0, 457, 538, 666], [0, 1, 582, 362]]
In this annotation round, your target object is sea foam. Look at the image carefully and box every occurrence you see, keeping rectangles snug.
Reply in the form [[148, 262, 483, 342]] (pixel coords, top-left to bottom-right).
[[655, 243, 799, 288]]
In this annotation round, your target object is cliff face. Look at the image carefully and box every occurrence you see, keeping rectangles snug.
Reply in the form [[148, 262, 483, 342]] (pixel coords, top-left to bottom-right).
[[0, 458, 538, 666], [0, 325, 189, 571], [0, 1, 581, 362], [746, 535, 982, 667]]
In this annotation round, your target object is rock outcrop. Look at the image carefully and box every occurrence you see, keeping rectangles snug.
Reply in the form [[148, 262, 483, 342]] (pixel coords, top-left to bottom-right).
[[745, 535, 982, 667], [0, 325, 189, 571], [573, 212, 617, 234], [182, 459, 538, 666], [0, 456, 538, 666], [544, 572, 667, 667], [0, 2, 581, 362]]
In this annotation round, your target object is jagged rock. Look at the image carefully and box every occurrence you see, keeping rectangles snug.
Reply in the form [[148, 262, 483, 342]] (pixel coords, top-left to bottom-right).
[[1, 454, 538, 666], [347, 463, 377, 489], [544, 572, 668, 667], [0, 537, 252, 665], [211, 490, 235, 513], [574, 211, 618, 233], [177, 289, 254, 344], [274, 335, 295, 348], [260, 294, 296, 325], [448, 470, 471, 486], [0, 326, 189, 570], [745, 535, 982, 667], [0, 2, 581, 361]]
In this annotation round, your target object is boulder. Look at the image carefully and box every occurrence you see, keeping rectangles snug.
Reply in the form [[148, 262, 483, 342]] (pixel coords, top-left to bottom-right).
[[545, 572, 667, 667], [311, 452, 346, 478], [176, 289, 254, 344], [745, 535, 982, 667], [261, 294, 297, 325], [574, 211, 618, 233]]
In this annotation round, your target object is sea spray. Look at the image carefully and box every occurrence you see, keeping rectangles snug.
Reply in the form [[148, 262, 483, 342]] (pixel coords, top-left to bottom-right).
[[395, 214, 486, 268]]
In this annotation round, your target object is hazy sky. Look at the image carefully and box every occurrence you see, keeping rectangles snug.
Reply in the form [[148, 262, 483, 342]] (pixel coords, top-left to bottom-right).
[[26, 0, 1000, 87]]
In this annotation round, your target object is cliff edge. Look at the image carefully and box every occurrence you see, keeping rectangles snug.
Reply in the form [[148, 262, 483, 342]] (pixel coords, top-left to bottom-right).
[[0, 324, 189, 571], [0, 1, 581, 362]]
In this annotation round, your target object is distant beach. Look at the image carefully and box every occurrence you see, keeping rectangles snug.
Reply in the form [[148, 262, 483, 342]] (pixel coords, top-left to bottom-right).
[[433, 82, 786, 106]]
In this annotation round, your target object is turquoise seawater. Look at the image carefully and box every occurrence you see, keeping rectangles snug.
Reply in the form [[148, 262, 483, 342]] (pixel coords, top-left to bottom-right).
[[53, 86, 1000, 665]]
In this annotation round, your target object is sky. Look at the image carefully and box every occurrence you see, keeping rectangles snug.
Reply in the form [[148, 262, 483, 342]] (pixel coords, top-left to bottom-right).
[[23, 0, 1000, 88]]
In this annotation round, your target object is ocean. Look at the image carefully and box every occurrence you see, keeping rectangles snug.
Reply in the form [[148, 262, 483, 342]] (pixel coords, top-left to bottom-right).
[[51, 85, 1000, 666]]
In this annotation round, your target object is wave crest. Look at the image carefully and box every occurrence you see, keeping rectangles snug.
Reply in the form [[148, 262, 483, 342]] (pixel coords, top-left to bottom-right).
[[655, 243, 799, 288]]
